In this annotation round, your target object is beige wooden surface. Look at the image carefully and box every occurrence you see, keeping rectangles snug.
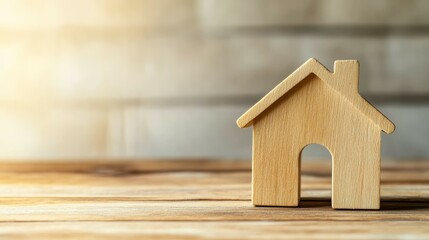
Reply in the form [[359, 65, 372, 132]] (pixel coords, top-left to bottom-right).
[[0, 159, 426, 239]]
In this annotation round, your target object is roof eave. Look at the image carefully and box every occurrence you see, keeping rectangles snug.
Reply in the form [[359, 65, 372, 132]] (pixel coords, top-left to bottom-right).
[[381, 120, 396, 134], [237, 116, 252, 128]]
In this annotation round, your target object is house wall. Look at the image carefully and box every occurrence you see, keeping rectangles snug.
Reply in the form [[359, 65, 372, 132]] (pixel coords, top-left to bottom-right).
[[0, 0, 428, 160], [252, 73, 381, 207]]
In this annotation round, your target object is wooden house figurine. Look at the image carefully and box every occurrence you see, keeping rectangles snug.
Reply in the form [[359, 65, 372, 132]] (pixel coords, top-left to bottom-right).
[[237, 58, 395, 209]]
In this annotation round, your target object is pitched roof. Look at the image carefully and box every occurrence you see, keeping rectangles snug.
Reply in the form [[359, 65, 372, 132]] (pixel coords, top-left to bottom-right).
[[236, 58, 395, 134]]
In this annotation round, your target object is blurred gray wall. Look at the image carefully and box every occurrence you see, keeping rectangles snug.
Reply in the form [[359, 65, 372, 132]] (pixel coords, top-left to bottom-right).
[[0, 0, 428, 160]]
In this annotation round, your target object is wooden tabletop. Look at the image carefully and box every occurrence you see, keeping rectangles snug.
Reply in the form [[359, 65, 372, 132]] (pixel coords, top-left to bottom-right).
[[0, 159, 427, 239]]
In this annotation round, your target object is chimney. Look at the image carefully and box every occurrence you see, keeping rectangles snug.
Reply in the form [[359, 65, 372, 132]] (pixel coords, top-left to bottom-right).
[[333, 60, 359, 93]]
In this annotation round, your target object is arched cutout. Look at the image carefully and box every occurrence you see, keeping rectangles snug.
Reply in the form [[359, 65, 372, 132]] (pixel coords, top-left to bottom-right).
[[300, 143, 332, 161], [300, 143, 333, 202]]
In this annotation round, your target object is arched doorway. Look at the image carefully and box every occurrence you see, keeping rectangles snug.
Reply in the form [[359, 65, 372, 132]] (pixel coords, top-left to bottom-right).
[[299, 144, 333, 204]]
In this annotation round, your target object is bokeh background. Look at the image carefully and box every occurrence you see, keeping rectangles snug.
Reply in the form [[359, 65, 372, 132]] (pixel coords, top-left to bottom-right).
[[0, 0, 428, 160]]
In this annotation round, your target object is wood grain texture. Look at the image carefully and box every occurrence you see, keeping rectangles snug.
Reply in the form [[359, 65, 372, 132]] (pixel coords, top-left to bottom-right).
[[0, 221, 428, 240], [238, 59, 395, 209], [0, 159, 426, 239], [0, 198, 428, 222], [0, 161, 426, 201]]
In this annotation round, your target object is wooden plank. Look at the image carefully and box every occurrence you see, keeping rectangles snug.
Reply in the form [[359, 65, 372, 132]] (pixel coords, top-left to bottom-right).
[[3, 34, 429, 104], [380, 105, 429, 159], [114, 105, 252, 158], [199, 0, 429, 27], [0, 160, 424, 238], [0, 178, 426, 201], [0, 221, 427, 240], [0, 198, 427, 222], [51, 35, 429, 99], [0, 161, 426, 200], [0, 105, 429, 160], [105, 104, 429, 159], [0, 159, 427, 173], [0, 160, 252, 173]]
